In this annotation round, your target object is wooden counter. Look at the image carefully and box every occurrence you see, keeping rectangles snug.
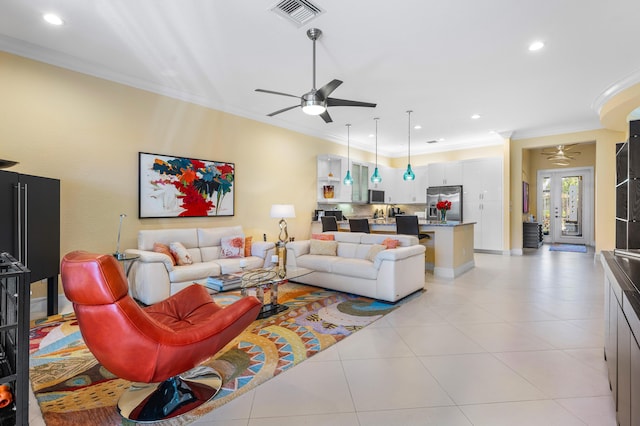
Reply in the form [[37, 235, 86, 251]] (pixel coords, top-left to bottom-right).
[[310, 220, 475, 278]]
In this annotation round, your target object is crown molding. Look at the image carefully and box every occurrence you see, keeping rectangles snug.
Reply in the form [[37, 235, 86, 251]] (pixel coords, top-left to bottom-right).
[[592, 67, 640, 115]]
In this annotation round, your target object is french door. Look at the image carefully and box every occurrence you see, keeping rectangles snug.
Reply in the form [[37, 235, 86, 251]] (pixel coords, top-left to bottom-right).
[[537, 167, 593, 245]]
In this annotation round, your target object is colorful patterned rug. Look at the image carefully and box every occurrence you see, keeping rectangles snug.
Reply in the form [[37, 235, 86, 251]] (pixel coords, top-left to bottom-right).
[[29, 283, 408, 425], [548, 244, 588, 253]]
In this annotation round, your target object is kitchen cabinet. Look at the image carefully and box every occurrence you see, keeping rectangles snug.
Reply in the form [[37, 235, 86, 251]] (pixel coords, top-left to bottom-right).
[[601, 252, 640, 426], [369, 164, 392, 200], [391, 166, 428, 204], [462, 157, 503, 251], [351, 162, 369, 203], [428, 161, 462, 186], [317, 155, 351, 203]]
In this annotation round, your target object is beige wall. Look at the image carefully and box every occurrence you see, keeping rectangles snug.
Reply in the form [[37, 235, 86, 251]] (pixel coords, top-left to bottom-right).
[[0, 52, 373, 297]]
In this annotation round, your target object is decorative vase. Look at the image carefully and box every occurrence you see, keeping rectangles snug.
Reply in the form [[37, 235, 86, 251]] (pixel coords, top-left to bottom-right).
[[440, 209, 447, 223], [323, 185, 335, 199]]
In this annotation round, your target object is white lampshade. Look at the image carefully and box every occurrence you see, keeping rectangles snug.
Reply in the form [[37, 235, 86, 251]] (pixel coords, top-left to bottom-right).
[[270, 204, 296, 219]]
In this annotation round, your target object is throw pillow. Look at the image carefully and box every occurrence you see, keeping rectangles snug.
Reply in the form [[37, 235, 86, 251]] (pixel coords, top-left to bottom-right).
[[244, 236, 253, 257], [366, 244, 386, 262], [382, 237, 400, 249], [169, 242, 193, 265], [153, 242, 176, 266], [309, 239, 338, 256], [221, 235, 245, 258], [311, 233, 335, 241]]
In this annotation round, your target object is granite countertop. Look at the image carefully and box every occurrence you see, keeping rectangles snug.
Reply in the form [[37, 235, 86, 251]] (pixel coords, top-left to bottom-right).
[[331, 219, 474, 227]]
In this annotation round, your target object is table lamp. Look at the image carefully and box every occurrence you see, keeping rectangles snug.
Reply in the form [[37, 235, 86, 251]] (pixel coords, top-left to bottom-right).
[[270, 204, 296, 244], [270, 204, 295, 278]]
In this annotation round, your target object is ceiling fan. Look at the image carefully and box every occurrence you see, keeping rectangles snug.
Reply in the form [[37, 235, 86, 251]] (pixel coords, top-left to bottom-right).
[[255, 28, 376, 123], [541, 144, 581, 166]]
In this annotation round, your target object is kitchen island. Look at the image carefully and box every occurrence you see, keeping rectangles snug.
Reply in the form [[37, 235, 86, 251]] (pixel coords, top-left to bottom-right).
[[310, 219, 475, 278]]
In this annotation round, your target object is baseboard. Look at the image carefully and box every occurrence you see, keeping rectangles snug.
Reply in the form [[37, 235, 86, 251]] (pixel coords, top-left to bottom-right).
[[30, 294, 71, 320], [434, 260, 475, 279]]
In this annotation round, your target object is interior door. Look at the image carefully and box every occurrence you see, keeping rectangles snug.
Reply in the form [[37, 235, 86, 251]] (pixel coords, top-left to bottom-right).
[[538, 167, 592, 245]]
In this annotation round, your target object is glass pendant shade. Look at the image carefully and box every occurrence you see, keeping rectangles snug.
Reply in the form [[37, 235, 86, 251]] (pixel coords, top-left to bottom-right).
[[343, 170, 353, 185], [371, 167, 382, 183], [403, 110, 414, 181], [403, 164, 415, 181], [370, 117, 382, 184], [343, 123, 353, 185]]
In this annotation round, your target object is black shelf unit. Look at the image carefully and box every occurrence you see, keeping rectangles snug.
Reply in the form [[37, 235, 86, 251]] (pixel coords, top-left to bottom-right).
[[0, 252, 30, 426], [523, 222, 543, 248], [617, 120, 640, 250], [0, 171, 60, 315]]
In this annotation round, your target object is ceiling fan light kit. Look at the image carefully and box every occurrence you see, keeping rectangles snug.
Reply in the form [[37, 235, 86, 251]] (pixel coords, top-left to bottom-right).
[[541, 144, 581, 166], [256, 28, 376, 123]]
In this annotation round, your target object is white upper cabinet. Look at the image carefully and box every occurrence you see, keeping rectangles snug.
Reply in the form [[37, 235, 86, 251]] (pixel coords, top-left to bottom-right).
[[351, 162, 369, 203], [392, 165, 428, 204], [427, 161, 462, 186], [317, 155, 351, 202]]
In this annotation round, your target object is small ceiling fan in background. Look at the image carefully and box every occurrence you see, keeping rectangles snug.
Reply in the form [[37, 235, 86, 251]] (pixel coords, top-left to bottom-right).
[[255, 28, 376, 123], [540, 144, 581, 166]]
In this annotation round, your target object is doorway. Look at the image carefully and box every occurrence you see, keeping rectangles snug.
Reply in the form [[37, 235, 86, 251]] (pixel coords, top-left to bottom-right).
[[537, 167, 593, 245]]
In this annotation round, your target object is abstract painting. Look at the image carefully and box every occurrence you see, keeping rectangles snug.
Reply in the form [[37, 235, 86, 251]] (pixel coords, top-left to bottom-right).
[[139, 152, 234, 218]]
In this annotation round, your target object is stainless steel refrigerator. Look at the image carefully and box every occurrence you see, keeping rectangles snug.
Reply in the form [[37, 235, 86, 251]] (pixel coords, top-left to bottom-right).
[[426, 185, 463, 221]]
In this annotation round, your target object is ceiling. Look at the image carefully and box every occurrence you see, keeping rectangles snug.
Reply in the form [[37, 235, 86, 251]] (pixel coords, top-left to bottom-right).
[[1, 0, 639, 157]]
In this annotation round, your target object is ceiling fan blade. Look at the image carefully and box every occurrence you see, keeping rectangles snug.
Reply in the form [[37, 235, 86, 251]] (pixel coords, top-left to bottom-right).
[[320, 110, 333, 123], [267, 105, 299, 117], [317, 79, 343, 99], [255, 89, 300, 99], [327, 97, 377, 108], [562, 144, 580, 151]]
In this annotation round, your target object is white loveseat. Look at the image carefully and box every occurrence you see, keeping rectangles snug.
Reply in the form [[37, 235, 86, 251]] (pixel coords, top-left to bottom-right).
[[285, 232, 426, 302], [125, 226, 274, 305]]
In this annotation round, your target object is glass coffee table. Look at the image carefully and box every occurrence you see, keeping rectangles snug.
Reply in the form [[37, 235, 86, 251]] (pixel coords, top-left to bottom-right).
[[241, 267, 312, 319]]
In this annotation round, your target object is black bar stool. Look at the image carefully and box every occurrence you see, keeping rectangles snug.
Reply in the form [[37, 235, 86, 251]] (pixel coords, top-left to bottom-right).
[[349, 218, 370, 233]]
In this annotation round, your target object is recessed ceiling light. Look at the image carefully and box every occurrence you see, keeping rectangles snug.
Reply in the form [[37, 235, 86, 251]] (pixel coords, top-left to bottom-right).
[[414, 125, 422, 130], [471, 114, 481, 120], [43, 13, 64, 26], [529, 41, 544, 51], [368, 134, 375, 138], [439, 138, 445, 142]]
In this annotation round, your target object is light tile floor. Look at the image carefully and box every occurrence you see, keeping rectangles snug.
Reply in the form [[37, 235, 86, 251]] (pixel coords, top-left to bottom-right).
[[29, 248, 617, 425]]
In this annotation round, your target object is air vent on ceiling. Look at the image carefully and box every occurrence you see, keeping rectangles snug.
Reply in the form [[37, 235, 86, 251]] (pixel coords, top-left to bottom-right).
[[270, 0, 325, 27], [426, 140, 439, 144]]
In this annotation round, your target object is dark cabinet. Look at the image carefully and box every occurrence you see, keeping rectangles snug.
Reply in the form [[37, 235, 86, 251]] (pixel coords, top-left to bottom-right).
[[602, 252, 640, 426], [0, 171, 60, 314], [0, 253, 30, 425], [619, 120, 640, 249], [632, 342, 640, 424], [523, 222, 543, 248]]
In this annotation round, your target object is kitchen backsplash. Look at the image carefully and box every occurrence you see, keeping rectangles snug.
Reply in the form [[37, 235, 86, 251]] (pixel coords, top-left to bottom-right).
[[317, 203, 427, 220]]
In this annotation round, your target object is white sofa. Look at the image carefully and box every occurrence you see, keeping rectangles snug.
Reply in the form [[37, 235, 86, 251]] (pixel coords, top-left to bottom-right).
[[285, 232, 426, 302], [125, 226, 274, 305]]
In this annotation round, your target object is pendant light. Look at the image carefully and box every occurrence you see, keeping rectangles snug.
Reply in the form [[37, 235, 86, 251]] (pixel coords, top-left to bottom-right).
[[403, 110, 415, 181], [343, 124, 353, 185], [370, 117, 382, 183]]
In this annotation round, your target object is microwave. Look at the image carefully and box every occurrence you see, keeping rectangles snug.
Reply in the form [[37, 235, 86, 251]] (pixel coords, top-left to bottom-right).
[[368, 189, 385, 204]]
